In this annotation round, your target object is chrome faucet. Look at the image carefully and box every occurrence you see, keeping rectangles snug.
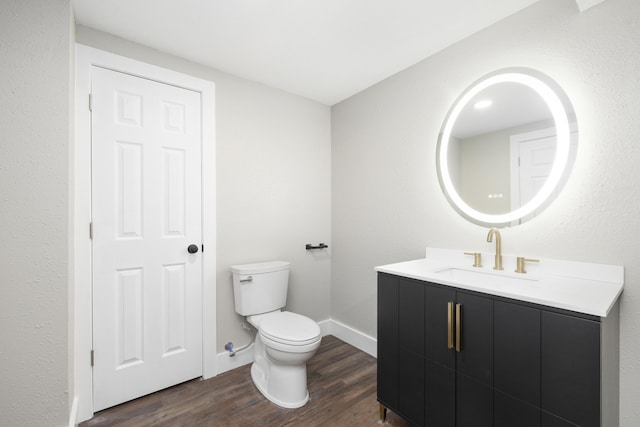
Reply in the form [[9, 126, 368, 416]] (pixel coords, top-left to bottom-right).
[[487, 228, 503, 270]]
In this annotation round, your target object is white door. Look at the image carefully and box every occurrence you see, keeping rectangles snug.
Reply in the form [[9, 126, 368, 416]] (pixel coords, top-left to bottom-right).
[[91, 66, 203, 411], [518, 136, 557, 207], [510, 126, 578, 224]]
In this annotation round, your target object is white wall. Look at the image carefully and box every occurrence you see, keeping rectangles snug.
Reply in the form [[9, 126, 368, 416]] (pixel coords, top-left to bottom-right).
[[75, 26, 333, 354], [331, 0, 640, 424], [0, 1, 73, 426]]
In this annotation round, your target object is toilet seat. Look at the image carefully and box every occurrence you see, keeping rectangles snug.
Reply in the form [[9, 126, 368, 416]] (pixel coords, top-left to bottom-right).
[[259, 311, 321, 346]]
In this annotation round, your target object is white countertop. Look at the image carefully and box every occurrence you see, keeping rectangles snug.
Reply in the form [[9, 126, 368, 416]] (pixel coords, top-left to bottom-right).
[[375, 248, 624, 317]]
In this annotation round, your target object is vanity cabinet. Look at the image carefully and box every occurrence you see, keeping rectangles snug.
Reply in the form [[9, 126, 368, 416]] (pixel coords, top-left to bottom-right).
[[378, 272, 604, 427]]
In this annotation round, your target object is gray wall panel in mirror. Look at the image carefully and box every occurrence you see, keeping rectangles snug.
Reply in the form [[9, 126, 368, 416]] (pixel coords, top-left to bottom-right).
[[436, 68, 577, 227]]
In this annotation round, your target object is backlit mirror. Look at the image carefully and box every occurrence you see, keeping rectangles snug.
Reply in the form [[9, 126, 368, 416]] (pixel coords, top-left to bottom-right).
[[436, 68, 578, 227]]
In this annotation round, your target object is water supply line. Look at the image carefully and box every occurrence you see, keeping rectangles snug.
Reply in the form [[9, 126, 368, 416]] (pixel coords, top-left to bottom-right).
[[224, 339, 253, 357]]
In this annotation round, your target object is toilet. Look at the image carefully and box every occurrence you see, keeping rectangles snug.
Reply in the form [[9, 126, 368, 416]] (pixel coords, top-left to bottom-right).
[[231, 261, 321, 408]]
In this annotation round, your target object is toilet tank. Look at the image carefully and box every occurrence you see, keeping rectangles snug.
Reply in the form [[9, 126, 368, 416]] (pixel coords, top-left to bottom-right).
[[231, 261, 290, 316]]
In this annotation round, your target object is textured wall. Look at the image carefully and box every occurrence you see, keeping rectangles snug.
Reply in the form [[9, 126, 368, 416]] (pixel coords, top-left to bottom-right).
[[0, 0, 72, 426], [331, 0, 640, 424]]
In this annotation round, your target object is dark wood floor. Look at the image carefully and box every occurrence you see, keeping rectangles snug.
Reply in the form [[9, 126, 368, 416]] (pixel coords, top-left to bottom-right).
[[81, 335, 410, 427]]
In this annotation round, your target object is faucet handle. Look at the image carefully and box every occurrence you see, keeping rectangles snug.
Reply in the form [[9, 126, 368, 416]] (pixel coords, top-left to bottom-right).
[[464, 252, 482, 267], [515, 257, 539, 274]]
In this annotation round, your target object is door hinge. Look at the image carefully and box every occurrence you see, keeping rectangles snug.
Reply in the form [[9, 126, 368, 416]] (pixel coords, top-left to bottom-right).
[[89, 93, 93, 111], [202, 244, 204, 253], [89, 222, 93, 240], [90, 350, 94, 367]]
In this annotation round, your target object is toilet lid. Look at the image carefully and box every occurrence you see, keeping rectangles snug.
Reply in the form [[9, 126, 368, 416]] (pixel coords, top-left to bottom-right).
[[259, 311, 321, 346]]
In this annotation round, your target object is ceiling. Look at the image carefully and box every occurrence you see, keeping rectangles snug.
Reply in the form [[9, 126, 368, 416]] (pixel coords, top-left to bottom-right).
[[73, 0, 555, 105]]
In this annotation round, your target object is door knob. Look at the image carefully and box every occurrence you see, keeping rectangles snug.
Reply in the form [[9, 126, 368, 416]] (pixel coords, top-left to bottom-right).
[[187, 244, 199, 254]]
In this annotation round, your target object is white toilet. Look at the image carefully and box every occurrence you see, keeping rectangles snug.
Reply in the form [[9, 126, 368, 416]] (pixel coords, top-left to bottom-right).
[[231, 261, 321, 408]]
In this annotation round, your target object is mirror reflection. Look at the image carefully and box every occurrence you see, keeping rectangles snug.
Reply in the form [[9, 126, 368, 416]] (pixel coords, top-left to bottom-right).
[[437, 68, 578, 227]]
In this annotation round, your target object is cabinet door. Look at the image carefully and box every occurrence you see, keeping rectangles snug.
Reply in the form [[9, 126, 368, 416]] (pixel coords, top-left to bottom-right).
[[425, 360, 455, 427], [541, 311, 600, 427], [494, 389, 540, 427], [541, 410, 580, 427], [424, 283, 456, 426], [424, 283, 456, 369], [398, 351, 425, 425], [377, 274, 399, 409], [456, 373, 493, 427], [398, 279, 425, 425], [494, 300, 540, 406], [399, 279, 425, 355], [455, 291, 493, 385]]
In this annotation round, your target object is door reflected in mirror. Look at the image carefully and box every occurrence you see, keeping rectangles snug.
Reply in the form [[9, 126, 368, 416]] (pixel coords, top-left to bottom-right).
[[437, 68, 577, 227]]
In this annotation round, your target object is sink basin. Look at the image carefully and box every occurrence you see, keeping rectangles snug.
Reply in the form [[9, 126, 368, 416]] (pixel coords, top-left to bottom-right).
[[435, 267, 538, 286]]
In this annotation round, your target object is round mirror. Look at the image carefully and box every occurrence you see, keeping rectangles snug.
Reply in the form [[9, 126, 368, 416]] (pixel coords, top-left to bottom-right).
[[436, 68, 577, 227]]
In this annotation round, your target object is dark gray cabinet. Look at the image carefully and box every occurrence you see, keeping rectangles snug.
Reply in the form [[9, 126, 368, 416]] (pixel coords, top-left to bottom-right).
[[423, 283, 456, 426], [377, 273, 399, 411], [494, 300, 540, 407], [541, 311, 601, 427], [377, 272, 609, 427]]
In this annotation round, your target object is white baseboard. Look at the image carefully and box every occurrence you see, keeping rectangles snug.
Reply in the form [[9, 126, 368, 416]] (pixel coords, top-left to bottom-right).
[[317, 318, 333, 337], [68, 396, 79, 427], [216, 342, 255, 375], [214, 319, 377, 376], [322, 319, 377, 358]]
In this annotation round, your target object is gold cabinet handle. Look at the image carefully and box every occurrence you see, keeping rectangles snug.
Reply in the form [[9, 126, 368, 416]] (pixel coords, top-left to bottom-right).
[[447, 301, 454, 349], [455, 303, 462, 352]]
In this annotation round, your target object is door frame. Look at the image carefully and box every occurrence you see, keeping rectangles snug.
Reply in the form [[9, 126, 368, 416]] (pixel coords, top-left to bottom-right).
[[509, 125, 558, 216], [73, 44, 216, 422]]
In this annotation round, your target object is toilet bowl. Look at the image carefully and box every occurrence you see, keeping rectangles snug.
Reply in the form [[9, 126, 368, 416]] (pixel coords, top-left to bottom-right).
[[248, 311, 321, 408], [230, 261, 321, 408]]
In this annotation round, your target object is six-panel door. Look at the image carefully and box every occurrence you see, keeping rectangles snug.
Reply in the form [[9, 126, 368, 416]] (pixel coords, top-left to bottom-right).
[[92, 66, 204, 411]]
